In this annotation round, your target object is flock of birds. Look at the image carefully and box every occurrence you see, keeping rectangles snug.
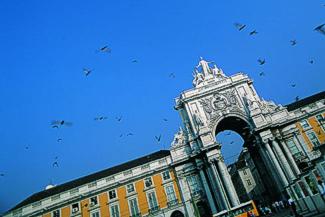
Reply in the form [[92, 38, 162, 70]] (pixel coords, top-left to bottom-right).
[[1, 8, 324, 184], [233, 20, 325, 103]]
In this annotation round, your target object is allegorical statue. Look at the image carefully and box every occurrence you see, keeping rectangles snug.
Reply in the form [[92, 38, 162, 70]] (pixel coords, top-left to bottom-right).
[[196, 57, 214, 77]]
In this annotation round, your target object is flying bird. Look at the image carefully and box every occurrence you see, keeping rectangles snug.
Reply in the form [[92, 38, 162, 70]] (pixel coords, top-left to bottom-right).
[[52, 125, 59, 129], [127, 133, 134, 136], [0, 173, 4, 177], [94, 116, 108, 121], [259, 72, 265, 76], [52, 162, 59, 167], [83, 68, 92, 77], [163, 118, 168, 122], [116, 116, 122, 122], [97, 45, 111, 53], [169, 73, 175, 78], [290, 40, 297, 46], [230, 141, 234, 145], [291, 84, 296, 88], [119, 134, 123, 138], [234, 23, 246, 31], [131, 59, 138, 63], [249, 30, 258, 35], [51, 120, 72, 127], [225, 132, 231, 136], [57, 138, 62, 142], [258, 59, 266, 65], [155, 135, 162, 143], [314, 24, 325, 35], [309, 60, 314, 64]]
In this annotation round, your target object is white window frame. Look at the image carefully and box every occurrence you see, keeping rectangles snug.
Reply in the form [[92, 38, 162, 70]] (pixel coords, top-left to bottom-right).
[[52, 209, 61, 217], [161, 170, 171, 182], [307, 131, 321, 147], [109, 203, 120, 217], [128, 197, 140, 217], [108, 189, 118, 200], [146, 190, 159, 210], [300, 119, 310, 129], [90, 210, 101, 217], [126, 183, 135, 194], [90, 195, 99, 207], [316, 114, 325, 131], [144, 177, 154, 189], [164, 184, 177, 205]]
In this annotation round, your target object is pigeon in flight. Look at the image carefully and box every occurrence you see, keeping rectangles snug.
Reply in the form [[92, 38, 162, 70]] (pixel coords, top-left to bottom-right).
[[119, 134, 123, 138], [51, 120, 72, 127], [230, 141, 234, 145], [309, 60, 314, 64], [0, 173, 4, 177], [258, 59, 266, 65], [132, 59, 138, 63], [163, 118, 168, 122], [249, 30, 258, 35], [116, 116, 122, 122], [83, 68, 92, 77], [225, 132, 231, 136], [57, 138, 62, 142], [169, 73, 175, 78], [98, 45, 111, 53], [234, 23, 246, 31], [291, 84, 296, 88], [52, 162, 59, 167], [155, 135, 162, 143], [127, 133, 134, 136], [94, 116, 108, 121], [259, 72, 265, 76], [290, 40, 297, 46], [314, 24, 325, 35]]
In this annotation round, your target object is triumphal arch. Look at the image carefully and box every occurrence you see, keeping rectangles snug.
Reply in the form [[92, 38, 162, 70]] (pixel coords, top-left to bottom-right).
[[170, 58, 325, 216]]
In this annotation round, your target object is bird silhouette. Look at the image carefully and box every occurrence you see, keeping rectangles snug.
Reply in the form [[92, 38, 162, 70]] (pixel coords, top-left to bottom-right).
[[258, 59, 266, 65], [94, 116, 108, 121], [163, 118, 168, 122], [132, 59, 138, 63], [169, 73, 175, 78], [291, 84, 296, 88], [314, 24, 325, 35], [259, 72, 265, 76], [51, 120, 72, 127], [225, 132, 231, 136], [249, 30, 258, 35], [230, 141, 234, 145], [116, 116, 122, 122], [0, 173, 4, 177], [234, 23, 246, 31], [83, 68, 92, 76], [52, 162, 59, 167], [309, 60, 314, 64], [119, 134, 123, 138], [290, 40, 297, 46], [52, 125, 59, 129], [155, 135, 162, 143], [57, 138, 62, 142], [98, 45, 111, 53], [127, 133, 134, 136]]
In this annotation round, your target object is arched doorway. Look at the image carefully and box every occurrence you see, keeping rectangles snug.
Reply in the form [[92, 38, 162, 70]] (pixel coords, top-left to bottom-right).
[[170, 210, 184, 217], [214, 116, 279, 204]]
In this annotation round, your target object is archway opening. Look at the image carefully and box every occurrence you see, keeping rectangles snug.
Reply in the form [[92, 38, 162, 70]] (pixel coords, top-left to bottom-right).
[[170, 210, 184, 217], [214, 116, 277, 205]]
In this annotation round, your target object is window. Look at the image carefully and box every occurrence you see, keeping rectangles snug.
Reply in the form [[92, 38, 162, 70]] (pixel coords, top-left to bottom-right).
[[129, 198, 140, 216], [90, 196, 98, 206], [126, 183, 135, 194], [52, 210, 60, 217], [316, 114, 325, 131], [298, 181, 309, 197], [305, 175, 318, 195], [162, 171, 171, 181], [243, 169, 247, 175], [144, 177, 153, 188], [293, 184, 303, 198], [246, 179, 252, 186], [165, 185, 177, 205], [147, 191, 159, 211], [300, 120, 310, 129], [110, 204, 120, 217], [307, 131, 321, 147], [71, 203, 79, 213], [187, 176, 201, 196], [108, 190, 117, 200], [91, 211, 100, 217]]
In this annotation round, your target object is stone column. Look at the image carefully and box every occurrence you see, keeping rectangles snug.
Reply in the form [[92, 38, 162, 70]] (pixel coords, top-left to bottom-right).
[[198, 168, 218, 213], [209, 162, 231, 210], [293, 133, 309, 155], [264, 140, 289, 187], [215, 157, 240, 207], [272, 139, 296, 181], [280, 140, 301, 176]]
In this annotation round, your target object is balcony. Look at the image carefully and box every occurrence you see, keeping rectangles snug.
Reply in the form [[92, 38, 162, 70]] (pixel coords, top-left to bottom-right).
[[148, 206, 160, 214], [167, 199, 178, 207]]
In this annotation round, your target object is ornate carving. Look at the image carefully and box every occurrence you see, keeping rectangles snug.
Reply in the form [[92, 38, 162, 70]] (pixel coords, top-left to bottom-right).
[[171, 128, 188, 148], [199, 89, 241, 129]]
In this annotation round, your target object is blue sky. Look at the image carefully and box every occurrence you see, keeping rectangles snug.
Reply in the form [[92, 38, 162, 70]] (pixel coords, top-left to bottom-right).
[[0, 0, 324, 213]]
